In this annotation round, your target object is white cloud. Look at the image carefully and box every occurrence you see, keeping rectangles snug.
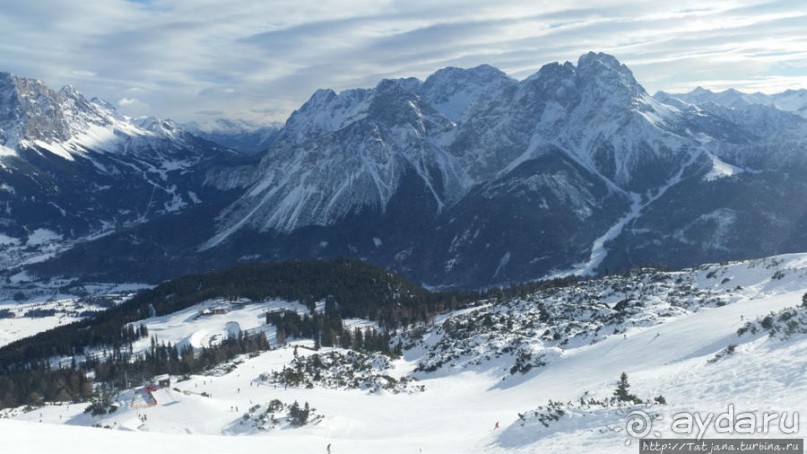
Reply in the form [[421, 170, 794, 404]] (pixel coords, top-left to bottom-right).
[[117, 97, 151, 116], [0, 0, 804, 123], [69, 70, 97, 78]]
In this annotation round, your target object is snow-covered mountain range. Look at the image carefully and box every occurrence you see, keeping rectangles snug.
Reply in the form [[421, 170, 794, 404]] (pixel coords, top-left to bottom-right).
[[5, 53, 807, 290], [662, 86, 807, 119], [190, 52, 807, 288]]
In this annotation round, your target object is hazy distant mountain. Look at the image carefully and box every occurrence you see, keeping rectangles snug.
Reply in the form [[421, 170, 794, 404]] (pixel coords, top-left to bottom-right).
[[659, 86, 807, 119], [182, 118, 281, 154]]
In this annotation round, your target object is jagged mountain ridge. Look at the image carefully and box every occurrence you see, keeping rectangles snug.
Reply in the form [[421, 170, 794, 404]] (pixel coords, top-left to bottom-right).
[[208, 64, 519, 240], [661, 86, 807, 119], [191, 52, 807, 288], [213, 53, 707, 239], [0, 72, 198, 159]]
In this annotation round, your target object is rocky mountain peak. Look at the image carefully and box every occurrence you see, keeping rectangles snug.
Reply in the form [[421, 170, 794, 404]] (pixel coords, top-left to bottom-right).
[[368, 78, 429, 125], [57, 84, 82, 99], [420, 64, 513, 121], [421, 64, 510, 92], [89, 97, 119, 113], [575, 52, 645, 102], [0, 72, 73, 147], [522, 61, 578, 107], [133, 116, 177, 134]]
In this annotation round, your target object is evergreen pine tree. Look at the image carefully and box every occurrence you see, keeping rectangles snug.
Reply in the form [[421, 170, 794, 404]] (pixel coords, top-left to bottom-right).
[[614, 372, 640, 403]]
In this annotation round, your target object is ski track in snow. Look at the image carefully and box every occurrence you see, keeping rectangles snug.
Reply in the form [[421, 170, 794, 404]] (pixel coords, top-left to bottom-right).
[[561, 149, 705, 277]]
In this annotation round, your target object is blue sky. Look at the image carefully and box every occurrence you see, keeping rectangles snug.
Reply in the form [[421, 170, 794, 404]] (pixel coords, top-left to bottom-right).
[[0, 0, 804, 124]]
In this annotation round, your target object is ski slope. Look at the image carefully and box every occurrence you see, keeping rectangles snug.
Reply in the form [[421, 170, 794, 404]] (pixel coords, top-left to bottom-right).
[[127, 298, 309, 354], [1, 254, 806, 453]]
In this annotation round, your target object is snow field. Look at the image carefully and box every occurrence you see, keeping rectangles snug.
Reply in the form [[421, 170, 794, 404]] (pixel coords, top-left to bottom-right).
[[1, 254, 806, 452], [125, 298, 308, 355]]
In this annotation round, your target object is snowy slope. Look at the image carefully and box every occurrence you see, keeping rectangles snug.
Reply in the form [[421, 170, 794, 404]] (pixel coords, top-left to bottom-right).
[[2, 254, 806, 453]]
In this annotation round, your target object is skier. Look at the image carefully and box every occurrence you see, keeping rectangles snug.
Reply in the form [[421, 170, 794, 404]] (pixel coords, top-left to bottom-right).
[[494, 421, 500, 430], [327, 443, 331, 453]]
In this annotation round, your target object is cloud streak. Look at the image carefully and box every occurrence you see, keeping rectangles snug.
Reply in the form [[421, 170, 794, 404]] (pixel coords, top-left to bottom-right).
[[0, 0, 804, 123]]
